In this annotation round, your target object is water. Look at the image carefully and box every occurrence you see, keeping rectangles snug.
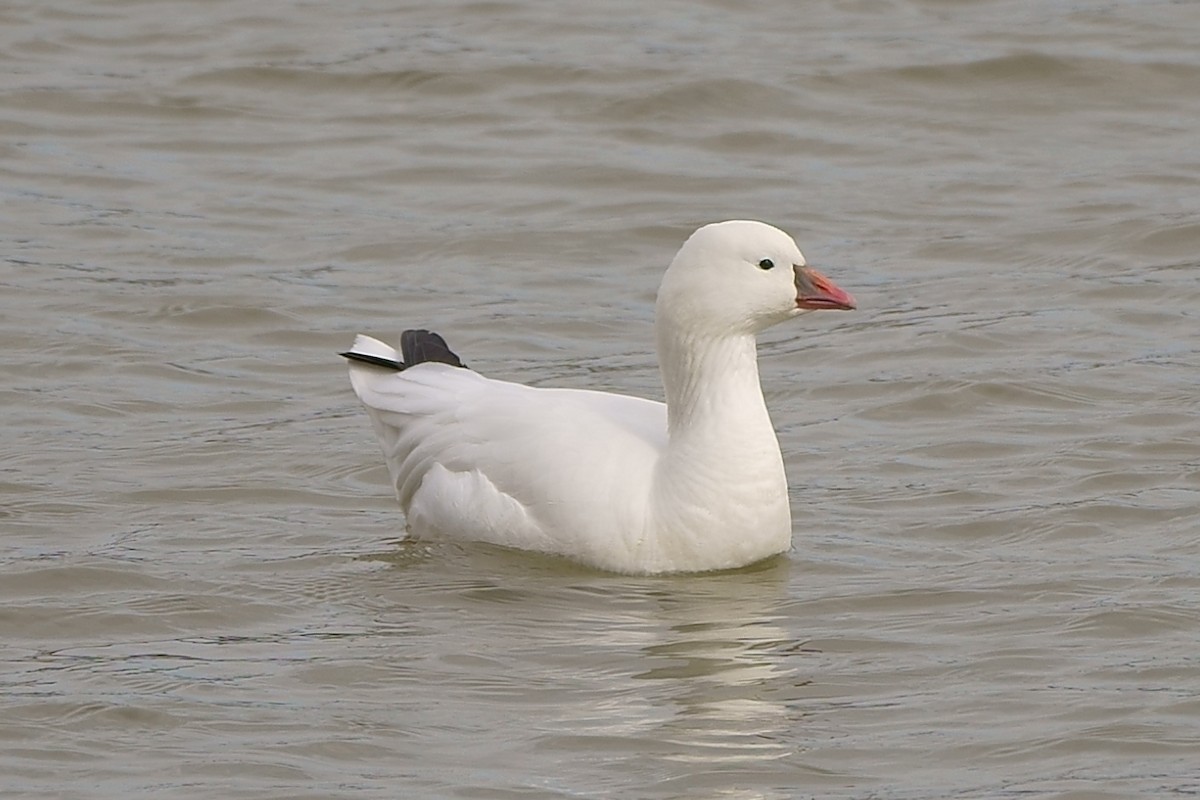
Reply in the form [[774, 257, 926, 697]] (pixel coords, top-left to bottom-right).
[[2, 0, 1198, 797]]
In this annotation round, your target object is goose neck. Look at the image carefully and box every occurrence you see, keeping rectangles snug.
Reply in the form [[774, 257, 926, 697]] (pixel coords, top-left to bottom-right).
[[656, 327, 767, 438]]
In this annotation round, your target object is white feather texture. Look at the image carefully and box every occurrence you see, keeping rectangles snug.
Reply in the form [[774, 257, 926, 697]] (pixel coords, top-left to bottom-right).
[[344, 220, 855, 574]]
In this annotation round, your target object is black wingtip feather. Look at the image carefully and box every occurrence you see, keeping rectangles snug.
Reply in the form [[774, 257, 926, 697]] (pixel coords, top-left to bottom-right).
[[400, 329, 467, 369], [339, 351, 406, 370], [340, 329, 467, 372]]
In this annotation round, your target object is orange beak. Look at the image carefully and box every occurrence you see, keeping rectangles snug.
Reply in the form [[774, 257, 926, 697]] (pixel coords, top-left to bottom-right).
[[794, 266, 856, 310]]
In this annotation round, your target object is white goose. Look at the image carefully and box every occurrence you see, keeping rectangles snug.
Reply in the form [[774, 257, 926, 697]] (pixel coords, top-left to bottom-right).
[[343, 220, 855, 574]]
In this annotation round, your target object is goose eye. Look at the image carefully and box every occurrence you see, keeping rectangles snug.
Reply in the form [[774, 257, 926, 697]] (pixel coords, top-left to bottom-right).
[[757, 258, 775, 271]]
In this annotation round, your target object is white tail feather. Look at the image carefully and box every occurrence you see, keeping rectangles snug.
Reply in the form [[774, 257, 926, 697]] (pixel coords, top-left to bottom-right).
[[349, 334, 399, 361]]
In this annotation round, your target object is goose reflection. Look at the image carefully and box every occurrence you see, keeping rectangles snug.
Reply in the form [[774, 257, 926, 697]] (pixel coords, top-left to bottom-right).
[[365, 545, 820, 797], [625, 558, 809, 768]]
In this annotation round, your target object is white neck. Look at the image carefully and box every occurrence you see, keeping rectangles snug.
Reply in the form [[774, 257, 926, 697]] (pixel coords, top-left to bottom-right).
[[649, 318, 792, 569], [658, 327, 765, 437]]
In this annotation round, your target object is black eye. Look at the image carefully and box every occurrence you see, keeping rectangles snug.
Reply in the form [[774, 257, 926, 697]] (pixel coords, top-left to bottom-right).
[[758, 258, 775, 271]]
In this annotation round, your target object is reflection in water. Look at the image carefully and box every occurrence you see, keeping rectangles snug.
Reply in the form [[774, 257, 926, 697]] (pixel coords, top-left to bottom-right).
[[500, 556, 831, 799], [359, 545, 823, 797], [633, 562, 802, 768]]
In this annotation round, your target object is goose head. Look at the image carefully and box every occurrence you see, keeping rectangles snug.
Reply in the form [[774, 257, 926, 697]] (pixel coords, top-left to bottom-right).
[[656, 220, 856, 337]]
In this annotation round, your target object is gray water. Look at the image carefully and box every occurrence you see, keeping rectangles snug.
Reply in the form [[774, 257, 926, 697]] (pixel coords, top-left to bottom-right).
[[2, 1, 1199, 798]]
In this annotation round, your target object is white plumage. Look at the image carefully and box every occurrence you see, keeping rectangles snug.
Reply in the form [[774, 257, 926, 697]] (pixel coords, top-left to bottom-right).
[[345, 220, 855, 574]]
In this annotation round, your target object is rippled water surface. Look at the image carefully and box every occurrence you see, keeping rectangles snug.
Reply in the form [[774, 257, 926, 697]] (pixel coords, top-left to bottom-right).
[[3, 1, 1199, 797]]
